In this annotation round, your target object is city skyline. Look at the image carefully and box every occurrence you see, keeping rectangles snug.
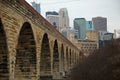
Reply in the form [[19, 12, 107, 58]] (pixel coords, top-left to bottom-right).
[[25, 0, 120, 33], [0, 1, 119, 80]]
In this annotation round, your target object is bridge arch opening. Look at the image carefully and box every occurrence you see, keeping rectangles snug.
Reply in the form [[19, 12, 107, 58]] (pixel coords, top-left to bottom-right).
[[0, 19, 9, 80], [53, 40, 59, 72], [15, 22, 37, 79], [40, 33, 51, 79], [61, 44, 64, 71]]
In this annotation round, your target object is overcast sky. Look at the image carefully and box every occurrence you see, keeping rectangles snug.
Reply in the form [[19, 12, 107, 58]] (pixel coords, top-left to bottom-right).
[[25, 0, 120, 33]]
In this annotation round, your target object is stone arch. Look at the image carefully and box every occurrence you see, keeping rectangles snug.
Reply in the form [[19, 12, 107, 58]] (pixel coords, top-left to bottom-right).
[[15, 22, 37, 80], [60, 44, 64, 71], [53, 40, 59, 72], [0, 19, 9, 80], [40, 33, 51, 78]]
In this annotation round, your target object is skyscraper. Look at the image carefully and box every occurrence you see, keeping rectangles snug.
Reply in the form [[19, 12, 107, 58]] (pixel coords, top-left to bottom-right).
[[59, 8, 69, 31], [74, 18, 86, 39], [86, 21, 94, 30], [92, 17, 107, 31], [31, 2, 41, 14], [46, 11, 60, 30]]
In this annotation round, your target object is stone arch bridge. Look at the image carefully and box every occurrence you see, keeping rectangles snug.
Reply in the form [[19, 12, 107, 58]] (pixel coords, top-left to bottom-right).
[[0, 0, 81, 80]]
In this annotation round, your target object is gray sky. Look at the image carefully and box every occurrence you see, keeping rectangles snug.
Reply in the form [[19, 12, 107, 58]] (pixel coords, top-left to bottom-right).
[[26, 0, 120, 32]]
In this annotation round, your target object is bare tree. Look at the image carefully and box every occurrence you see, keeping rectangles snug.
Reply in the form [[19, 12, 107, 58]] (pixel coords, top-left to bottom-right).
[[69, 39, 120, 80]]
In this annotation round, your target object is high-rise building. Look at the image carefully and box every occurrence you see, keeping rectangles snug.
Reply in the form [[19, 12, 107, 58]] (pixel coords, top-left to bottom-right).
[[92, 17, 107, 31], [59, 8, 69, 31], [46, 11, 60, 30], [31, 2, 41, 14], [86, 21, 94, 30], [62, 27, 72, 39], [74, 18, 86, 39]]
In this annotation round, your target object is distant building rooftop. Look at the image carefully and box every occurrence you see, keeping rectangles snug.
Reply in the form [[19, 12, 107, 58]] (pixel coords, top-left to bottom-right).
[[46, 11, 59, 16], [74, 18, 86, 20]]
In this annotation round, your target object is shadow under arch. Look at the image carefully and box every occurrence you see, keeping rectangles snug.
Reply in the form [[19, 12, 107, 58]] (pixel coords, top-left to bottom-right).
[[69, 49, 72, 67], [40, 33, 51, 79], [0, 19, 9, 80], [15, 22, 37, 80], [71, 50, 74, 66], [61, 44, 65, 71], [53, 39, 59, 72], [66, 47, 69, 69]]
